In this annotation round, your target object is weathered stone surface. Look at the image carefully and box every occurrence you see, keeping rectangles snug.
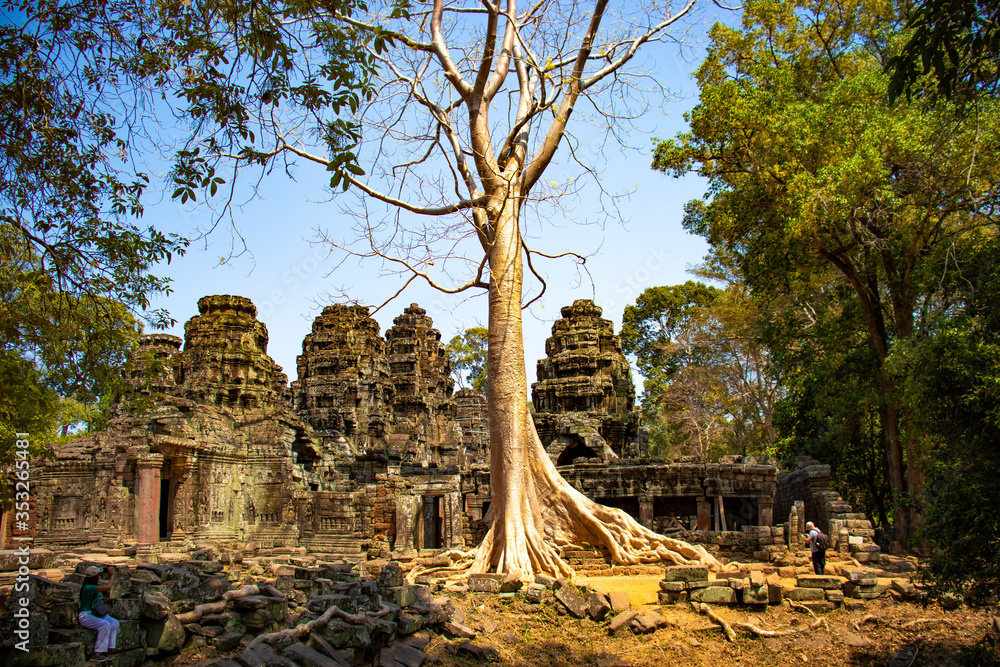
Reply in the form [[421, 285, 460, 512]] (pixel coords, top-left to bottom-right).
[[783, 587, 826, 602], [532, 300, 638, 463], [441, 622, 476, 639], [795, 575, 841, 590], [379, 639, 427, 667], [629, 611, 669, 634], [523, 584, 547, 603], [377, 562, 405, 589], [0, 549, 56, 572], [689, 587, 736, 604], [743, 586, 769, 605], [554, 585, 589, 619], [467, 574, 503, 593], [0, 642, 85, 667], [143, 614, 184, 652], [141, 592, 170, 620], [587, 592, 611, 621], [663, 566, 709, 583], [608, 590, 631, 612], [608, 610, 639, 635], [284, 642, 350, 667], [211, 631, 243, 652]]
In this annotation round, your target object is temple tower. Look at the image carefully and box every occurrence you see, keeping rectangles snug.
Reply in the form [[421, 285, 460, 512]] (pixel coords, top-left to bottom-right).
[[291, 304, 394, 452], [531, 299, 638, 464], [384, 304, 456, 464]]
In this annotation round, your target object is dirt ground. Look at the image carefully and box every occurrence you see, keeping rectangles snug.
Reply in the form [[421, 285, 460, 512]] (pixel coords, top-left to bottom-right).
[[422, 575, 1000, 667]]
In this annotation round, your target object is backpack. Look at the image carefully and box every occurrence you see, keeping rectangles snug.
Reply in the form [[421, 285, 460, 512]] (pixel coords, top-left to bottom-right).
[[814, 529, 830, 551]]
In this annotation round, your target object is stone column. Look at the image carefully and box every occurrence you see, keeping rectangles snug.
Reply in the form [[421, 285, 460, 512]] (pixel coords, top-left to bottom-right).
[[446, 492, 463, 548], [171, 458, 193, 540], [696, 499, 712, 531], [639, 500, 654, 530], [758, 497, 774, 527], [135, 454, 164, 547], [393, 495, 416, 557]]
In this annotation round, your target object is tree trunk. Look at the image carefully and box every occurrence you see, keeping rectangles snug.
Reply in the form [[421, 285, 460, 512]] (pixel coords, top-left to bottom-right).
[[472, 196, 718, 580]]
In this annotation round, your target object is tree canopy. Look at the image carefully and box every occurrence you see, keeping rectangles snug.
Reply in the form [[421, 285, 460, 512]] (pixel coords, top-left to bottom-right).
[[447, 327, 489, 395], [886, 0, 1000, 102], [653, 0, 1000, 543]]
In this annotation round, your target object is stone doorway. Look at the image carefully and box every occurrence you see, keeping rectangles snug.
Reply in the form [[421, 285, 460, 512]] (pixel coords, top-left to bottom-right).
[[417, 496, 443, 550]]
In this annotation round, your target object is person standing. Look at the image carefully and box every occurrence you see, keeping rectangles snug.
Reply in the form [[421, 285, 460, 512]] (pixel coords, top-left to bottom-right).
[[78, 565, 119, 662], [805, 521, 826, 575]]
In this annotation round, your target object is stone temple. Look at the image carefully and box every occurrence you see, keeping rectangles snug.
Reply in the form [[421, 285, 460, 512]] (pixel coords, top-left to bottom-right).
[[14, 296, 881, 566]]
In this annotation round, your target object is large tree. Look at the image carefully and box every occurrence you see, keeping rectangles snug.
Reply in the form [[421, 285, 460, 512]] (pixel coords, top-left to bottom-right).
[[654, 0, 1000, 543], [251, 0, 717, 579]]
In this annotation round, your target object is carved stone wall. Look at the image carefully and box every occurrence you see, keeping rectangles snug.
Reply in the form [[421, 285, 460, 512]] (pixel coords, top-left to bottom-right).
[[179, 295, 290, 410], [531, 299, 638, 464], [384, 304, 457, 465], [454, 388, 488, 467], [34, 296, 327, 552], [33, 294, 830, 565], [292, 304, 394, 453]]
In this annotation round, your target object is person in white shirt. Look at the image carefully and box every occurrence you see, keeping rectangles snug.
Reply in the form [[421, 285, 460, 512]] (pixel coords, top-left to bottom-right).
[[805, 521, 826, 575]]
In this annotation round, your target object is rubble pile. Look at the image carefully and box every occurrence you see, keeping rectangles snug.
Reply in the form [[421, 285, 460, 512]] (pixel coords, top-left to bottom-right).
[[0, 555, 469, 667], [657, 551, 925, 612]]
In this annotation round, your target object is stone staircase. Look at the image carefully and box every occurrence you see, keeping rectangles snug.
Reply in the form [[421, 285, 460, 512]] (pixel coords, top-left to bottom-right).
[[300, 536, 367, 564]]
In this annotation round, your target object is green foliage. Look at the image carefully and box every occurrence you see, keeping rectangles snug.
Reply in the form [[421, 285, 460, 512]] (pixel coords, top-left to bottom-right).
[[886, 0, 1000, 102], [0, 0, 383, 501], [622, 280, 783, 460], [770, 286, 893, 529], [889, 233, 1000, 600], [653, 0, 1000, 540], [446, 327, 488, 395]]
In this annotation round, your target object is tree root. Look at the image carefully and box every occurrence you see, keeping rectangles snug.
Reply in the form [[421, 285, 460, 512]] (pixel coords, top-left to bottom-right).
[[406, 549, 477, 583], [694, 603, 736, 641], [900, 618, 939, 629], [175, 584, 259, 624], [468, 413, 721, 582], [855, 614, 878, 631], [247, 602, 393, 650], [694, 602, 825, 641]]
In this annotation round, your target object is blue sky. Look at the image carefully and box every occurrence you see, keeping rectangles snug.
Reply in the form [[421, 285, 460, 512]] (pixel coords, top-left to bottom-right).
[[142, 6, 730, 393]]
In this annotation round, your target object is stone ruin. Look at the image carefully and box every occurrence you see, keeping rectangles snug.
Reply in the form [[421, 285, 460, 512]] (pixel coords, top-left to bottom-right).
[[6, 295, 884, 569], [531, 299, 638, 465], [0, 294, 909, 666]]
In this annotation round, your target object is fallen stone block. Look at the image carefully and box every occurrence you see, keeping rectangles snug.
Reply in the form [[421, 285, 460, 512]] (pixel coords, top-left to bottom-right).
[[629, 611, 669, 634], [743, 586, 769, 605], [783, 587, 826, 602], [379, 640, 427, 667], [441, 621, 476, 639], [284, 642, 350, 667], [795, 575, 842, 590], [0, 642, 85, 667], [608, 610, 639, 635], [607, 590, 630, 612], [143, 613, 185, 652], [587, 591, 611, 621], [554, 585, 588, 619], [523, 583, 547, 603], [663, 566, 709, 583], [467, 574, 503, 594], [689, 586, 735, 604], [211, 630, 243, 652]]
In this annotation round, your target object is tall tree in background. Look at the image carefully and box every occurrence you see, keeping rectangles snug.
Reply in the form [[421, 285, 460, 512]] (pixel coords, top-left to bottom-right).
[[447, 327, 489, 394], [256, 0, 716, 579], [654, 0, 1000, 543], [622, 279, 782, 460]]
